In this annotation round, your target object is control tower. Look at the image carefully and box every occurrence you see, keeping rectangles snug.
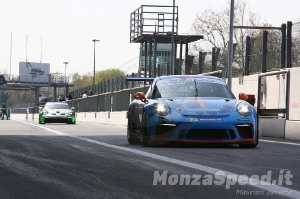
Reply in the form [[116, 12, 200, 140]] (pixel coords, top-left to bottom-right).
[[130, 5, 203, 76]]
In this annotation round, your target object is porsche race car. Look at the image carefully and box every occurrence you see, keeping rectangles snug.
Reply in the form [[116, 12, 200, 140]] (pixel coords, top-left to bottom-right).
[[39, 102, 76, 124], [127, 75, 258, 147]]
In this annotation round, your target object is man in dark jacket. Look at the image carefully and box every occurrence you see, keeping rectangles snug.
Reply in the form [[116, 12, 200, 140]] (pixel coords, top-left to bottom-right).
[[2, 103, 8, 120]]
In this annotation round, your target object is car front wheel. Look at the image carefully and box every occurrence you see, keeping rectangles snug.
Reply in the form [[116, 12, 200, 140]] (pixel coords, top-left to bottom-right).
[[127, 118, 139, 144], [140, 113, 154, 147], [39, 117, 45, 124], [239, 136, 258, 148]]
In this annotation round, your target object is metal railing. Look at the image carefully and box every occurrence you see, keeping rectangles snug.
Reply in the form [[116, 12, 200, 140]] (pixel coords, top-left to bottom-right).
[[12, 85, 150, 113]]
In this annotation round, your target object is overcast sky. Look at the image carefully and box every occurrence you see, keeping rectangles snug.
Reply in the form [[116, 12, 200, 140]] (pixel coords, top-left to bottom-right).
[[1, 0, 299, 78]]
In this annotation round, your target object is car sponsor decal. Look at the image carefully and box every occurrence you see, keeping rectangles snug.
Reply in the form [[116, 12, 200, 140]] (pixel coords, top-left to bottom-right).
[[168, 78, 216, 83], [237, 118, 250, 121], [196, 97, 206, 109], [184, 99, 204, 110], [190, 118, 225, 122]]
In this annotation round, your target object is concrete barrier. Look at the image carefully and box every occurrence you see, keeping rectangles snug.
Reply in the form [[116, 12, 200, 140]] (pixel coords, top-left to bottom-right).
[[259, 118, 285, 138], [10, 111, 127, 127], [285, 121, 300, 140], [108, 112, 127, 126], [95, 112, 110, 125]]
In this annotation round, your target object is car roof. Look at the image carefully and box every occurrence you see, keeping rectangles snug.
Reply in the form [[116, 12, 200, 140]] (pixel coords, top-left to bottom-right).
[[157, 75, 221, 80], [45, 102, 68, 104]]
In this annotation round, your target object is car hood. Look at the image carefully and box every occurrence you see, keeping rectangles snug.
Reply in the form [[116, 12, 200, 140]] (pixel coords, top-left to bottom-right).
[[45, 109, 70, 114], [164, 97, 236, 116]]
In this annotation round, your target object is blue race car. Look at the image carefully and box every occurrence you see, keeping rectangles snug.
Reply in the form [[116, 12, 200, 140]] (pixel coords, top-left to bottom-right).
[[127, 75, 258, 147]]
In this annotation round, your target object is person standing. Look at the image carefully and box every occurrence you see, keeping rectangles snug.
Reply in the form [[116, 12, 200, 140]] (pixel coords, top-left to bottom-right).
[[82, 91, 88, 98], [66, 92, 73, 101], [2, 103, 8, 120]]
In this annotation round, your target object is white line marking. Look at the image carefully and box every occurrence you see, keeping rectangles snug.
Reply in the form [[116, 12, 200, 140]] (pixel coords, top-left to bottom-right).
[[260, 139, 300, 146], [116, 126, 126, 128], [15, 120, 300, 198], [94, 124, 110, 126]]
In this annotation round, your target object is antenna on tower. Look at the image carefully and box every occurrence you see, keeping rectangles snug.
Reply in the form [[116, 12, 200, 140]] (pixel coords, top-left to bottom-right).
[[10, 33, 12, 80], [26, 34, 28, 62], [40, 35, 43, 63]]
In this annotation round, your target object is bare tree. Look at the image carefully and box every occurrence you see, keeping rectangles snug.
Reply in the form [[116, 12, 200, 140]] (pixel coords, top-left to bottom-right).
[[190, 0, 262, 74]]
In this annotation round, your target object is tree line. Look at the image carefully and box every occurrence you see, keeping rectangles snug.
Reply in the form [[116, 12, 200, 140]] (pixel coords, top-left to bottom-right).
[[189, 0, 299, 76]]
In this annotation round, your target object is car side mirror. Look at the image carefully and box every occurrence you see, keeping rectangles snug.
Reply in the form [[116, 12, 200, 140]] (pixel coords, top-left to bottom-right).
[[39, 106, 43, 111], [71, 107, 75, 111], [238, 93, 248, 101], [246, 94, 256, 106], [134, 92, 148, 104]]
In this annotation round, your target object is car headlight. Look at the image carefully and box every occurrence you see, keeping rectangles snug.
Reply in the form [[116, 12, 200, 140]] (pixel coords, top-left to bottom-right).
[[69, 110, 75, 116], [154, 103, 170, 116], [43, 110, 48, 115], [237, 103, 252, 116]]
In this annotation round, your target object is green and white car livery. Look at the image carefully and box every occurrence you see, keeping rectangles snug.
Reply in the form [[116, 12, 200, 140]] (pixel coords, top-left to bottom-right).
[[39, 102, 76, 124]]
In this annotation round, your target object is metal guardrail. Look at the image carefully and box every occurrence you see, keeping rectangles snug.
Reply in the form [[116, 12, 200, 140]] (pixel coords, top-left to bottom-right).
[[11, 85, 150, 113], [257, 69, 290, 119]]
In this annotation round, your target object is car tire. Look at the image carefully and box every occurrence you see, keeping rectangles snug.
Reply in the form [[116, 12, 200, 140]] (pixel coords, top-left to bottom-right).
[[140, 112, 153, 147], [39, 118, 45, 124], [127, 118, 139, 144], [239, 136, 258, 148], [67, 119, 73, 124], [239, 143, 257, 148]]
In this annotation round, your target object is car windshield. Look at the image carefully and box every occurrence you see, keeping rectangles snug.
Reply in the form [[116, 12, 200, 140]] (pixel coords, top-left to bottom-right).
[[154, 78, 235, 98], [39, 97, 48, 102], [45, 103, 69, 109]]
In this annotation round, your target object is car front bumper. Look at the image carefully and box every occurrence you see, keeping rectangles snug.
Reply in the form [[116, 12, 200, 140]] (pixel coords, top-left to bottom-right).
[[145, 115, 257, 144], [40, 115, 74, 123]]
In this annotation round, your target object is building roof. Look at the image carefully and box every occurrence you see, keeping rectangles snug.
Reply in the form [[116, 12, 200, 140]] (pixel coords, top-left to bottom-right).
[[131, 34, 203, 44]]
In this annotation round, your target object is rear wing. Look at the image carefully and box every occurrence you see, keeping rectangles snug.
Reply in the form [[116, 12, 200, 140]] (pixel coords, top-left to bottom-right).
[[198, 70, 223, 78], [125, 77, 155, 82], [125, 77, 154, 90]]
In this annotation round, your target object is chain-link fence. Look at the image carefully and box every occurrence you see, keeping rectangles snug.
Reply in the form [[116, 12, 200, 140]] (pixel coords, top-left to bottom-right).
[[292, 21, 300, 67], [248, 30, 282, 74]]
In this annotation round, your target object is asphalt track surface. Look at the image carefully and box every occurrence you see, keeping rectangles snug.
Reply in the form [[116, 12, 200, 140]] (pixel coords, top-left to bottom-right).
[[0, 119, 300, 199]]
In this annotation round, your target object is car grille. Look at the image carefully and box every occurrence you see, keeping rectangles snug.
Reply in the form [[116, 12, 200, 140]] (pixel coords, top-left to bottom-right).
[[51, 113, 66, 115], [186, 129, 229, 139], [45, 118, 68, 123], [156, 125, 176, 138], [236, 125, 254, 138], [228, 129, 236, 139]]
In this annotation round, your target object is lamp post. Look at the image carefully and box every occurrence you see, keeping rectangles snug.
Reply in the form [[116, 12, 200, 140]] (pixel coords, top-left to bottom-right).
[[171, 0, 175, 75], [63, 62, 69, 96], [227, 0, 234, 89], [92, 39, 100, 92]]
